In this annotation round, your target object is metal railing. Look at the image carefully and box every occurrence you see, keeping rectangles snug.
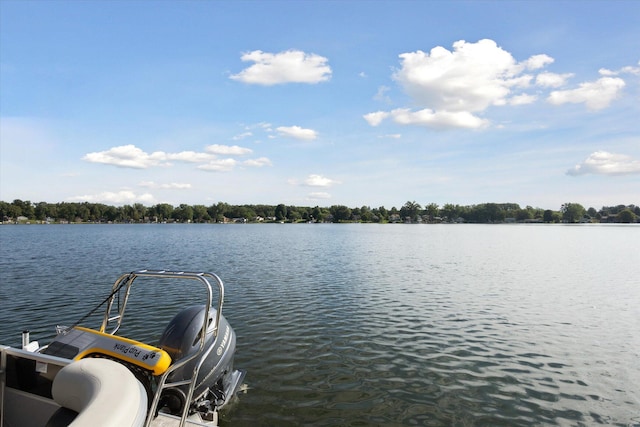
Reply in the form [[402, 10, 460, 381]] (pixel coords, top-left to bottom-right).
[[98, 270, 226, 427]]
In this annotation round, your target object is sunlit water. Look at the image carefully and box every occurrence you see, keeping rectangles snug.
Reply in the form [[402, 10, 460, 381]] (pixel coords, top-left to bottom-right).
[[1, 223, 638, 426]]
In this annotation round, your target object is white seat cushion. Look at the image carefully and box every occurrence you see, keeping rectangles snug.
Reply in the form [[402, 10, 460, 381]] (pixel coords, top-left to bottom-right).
[[52, 358, 147, 427]]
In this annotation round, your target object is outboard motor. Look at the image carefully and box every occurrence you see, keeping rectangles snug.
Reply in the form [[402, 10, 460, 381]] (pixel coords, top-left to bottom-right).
[[157, 305, 242, 417]]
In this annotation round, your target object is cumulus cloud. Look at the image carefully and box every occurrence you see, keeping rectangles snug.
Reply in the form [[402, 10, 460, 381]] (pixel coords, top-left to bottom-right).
[[392, 39, 536, 113], [205, 144, 253, 155], [365, 39, 635, 130], [536, 71, 574, 88], [547, 76, 625, 110], [363, 111, 390, 127], [197, 159, 237, 172], [276, 125, 318, 140], [600, 61, 640, 76], [304, 174, 341, 187], [166, 151, 215, 163], [243, 157, 272, 167], [138, 181, 192, 189], [390, 108, 490, 130], [83, 145, 171, 169], [84, 143, 268, 173], [68, 190, 155, 204], [508, 93, 538, 105], [232, 132, 253, 140], [620, 61, 640, 75], [567, 151, 640, 176], [230, 49, 332, 85], [522, 54, 554, 70], [364, 39, 556, 130]]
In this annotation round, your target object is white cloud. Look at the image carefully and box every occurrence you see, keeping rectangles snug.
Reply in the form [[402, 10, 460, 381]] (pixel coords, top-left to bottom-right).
[[166, 151, 215, 162], [138, 181, 192, 189], [547, 76, 625, 110], [567, 151, 640, 176], [535, 71, 574, 88], [304, 174, 341, 187], [83, 143, 257, 174], [366, 39, 559, 130], [232, 132, 253, 140], [389, 108, 490, 130], [508, 93, 538, 105], [276, 125, 318, 140], [205, 144, 253, 155], [598, 62, 640, 76], [197, 158, 237, 172], [83, 145, 171, 169], [522, 54, 554, 70], [243, 157, 272, 167], [392, 39, 542, 113], [599, 68, 617, 77], [374, 85, 392, 103], [230, 49, 332, 85], [68, 190, 155, 204], [620, 61, 640, 75], [363, 111, 390, 126], [246, 122, 272, 131]]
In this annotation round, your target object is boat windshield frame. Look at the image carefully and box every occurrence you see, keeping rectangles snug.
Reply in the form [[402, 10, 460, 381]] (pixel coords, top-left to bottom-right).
[[99, 269, 226, 427]]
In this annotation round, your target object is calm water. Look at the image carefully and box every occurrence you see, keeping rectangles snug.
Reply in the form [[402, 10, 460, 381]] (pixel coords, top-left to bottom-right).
[[0, 223, 638, 426]]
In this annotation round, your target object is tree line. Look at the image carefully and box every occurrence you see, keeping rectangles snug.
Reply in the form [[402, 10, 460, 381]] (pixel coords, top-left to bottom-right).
[[1, 199, 638, 224]]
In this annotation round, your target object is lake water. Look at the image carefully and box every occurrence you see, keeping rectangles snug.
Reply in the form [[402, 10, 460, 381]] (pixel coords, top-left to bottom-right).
[[0, 223, 638, 426]]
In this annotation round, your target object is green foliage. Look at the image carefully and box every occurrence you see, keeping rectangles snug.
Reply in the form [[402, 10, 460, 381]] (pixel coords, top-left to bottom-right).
[[329, 205, 352, 222], [616, 209, 637, 223], [561, 203, 586, 223], [1, 200, 637, 224], [275, 204, 287, 221]]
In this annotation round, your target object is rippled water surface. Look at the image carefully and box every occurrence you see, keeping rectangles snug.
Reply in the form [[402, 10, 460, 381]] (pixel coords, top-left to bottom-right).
[[1, 223, 638, 426]]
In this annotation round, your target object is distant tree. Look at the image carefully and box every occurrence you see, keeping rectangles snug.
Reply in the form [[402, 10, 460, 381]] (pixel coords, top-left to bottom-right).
[[561, 203, 586, 223], [400, 201, 422, 222], [34, 202, 49, 221], [377, 206, 388, 222], [275, 204, 287, 221], [102, 205, 118, 222], [77, 203, 91, 222], [11, 199, 33, 218], [253, 204, 275, 219], [0, 201, 20, 220], [207, 202, 227, 222], [192, 205, 210, 222], [287, 209, 301, 222], [360, 206, 373, 222], [616, 209, 637, 223], [425, 203, 439, 220], [543, 210, 556, 223], [441, 203, 459, 221], [330, 205, 352, 222], [516, 208, 532, 221], [173, 204, 194, 222]]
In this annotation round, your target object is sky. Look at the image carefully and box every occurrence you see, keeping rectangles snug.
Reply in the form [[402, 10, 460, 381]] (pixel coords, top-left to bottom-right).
[[1, 0, 639, 211]]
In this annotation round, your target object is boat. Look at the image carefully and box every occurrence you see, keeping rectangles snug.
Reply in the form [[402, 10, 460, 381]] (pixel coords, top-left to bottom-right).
[[0, 269, 246, 427]]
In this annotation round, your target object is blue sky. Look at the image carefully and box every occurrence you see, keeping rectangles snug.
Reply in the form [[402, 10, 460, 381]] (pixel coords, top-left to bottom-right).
[[1, 0, 639, 210]]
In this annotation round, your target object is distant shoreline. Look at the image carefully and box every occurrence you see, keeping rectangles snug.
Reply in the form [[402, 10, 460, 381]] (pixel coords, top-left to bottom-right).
[[2, 200, 638, 224]]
